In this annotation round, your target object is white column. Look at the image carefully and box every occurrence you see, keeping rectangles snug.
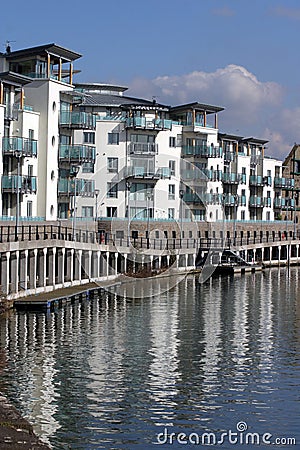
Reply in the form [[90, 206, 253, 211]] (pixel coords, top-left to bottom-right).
[[29, 249, 38, 290], [20, 250, 28, 290], [11, 251, 19, 294], [115, 253, 118, 276], [1, 252, 10, 295], [106, 251, 109, 277]]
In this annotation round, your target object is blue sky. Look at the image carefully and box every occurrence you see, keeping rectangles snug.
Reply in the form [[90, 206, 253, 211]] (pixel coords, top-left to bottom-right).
[[2, 0, 300, 160]]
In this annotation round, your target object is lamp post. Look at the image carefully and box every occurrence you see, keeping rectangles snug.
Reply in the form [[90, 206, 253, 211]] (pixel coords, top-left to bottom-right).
[[15, 152, 22, 241], [94, 188, 99, 241], [233, 194, 239, 246], [146, 190, 153, 248], [126, 180, 131, 244], [70, 165, 80, 241], [179, 189, 184, 242]]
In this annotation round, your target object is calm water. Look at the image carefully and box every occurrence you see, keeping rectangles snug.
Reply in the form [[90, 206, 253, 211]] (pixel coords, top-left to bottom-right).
[[0, 269, 300, 449]]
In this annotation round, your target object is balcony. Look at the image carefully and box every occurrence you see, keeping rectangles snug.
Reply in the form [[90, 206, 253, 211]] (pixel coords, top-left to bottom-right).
[[181, 169, 206, 182], [249, 175, 264, 186], [4, 104, 18, 121], [58, 178, 95, 197], [239, 195, 246, 206], [183, 192, 222, 204], [222, 172, 239, 184], [2, 137, 38, 157], [274, 198, 285, 209], [264, 197, 272, 208], [2, 175, 37, 193], [59, 111, 96, 130], [203, 169, 222, 181], [249, 196, 264, 207], [125, 117, 172, 130], [59, 144, 96, 163], [128, 142, 158, 155], [222, 194, 239, 206], [124, 166, 171, 180], [182, 145, 222, 158], [224, 152, 235, 163], [274, 177, 295, 189]]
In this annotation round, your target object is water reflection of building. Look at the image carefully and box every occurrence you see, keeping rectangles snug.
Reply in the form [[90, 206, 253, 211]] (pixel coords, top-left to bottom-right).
[[148, 281, 181, 424]]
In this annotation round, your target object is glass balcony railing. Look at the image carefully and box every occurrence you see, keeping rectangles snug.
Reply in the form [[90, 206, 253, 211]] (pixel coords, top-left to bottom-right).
[[249, 175, 264, 186], [59, 111, 96, 129], [239, 195, 247, 206], [124, 166, 171, 179], [203, 169, 222, 181], [182, 145, 223, 158], [2, 137, 37, 157], [274, 177, 295, 188], [58, 178, 95, 197], [2, 175, 37, 193], [264, 197, 272, 208], [180, 169, 206, 182], [125, 117, 172, 130], [249, 196, 263, 207], [59, 144, 96, 163], [222, 172, 238, 184], [224, 152, 235, 163]]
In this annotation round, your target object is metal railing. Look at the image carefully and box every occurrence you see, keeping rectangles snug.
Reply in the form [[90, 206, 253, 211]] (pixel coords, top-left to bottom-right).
[[2, 137, 37, 157]]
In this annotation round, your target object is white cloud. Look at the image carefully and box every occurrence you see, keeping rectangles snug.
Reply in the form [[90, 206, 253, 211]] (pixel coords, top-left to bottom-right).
[[270, 6, 300, 20], [127, 65, 300, 160]]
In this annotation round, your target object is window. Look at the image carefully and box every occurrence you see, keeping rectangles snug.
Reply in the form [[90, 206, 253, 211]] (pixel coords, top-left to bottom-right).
[[189, 230, 193, 238], [241, 210, 245, 220], [28, 165, 33, 176], [168, 184, 175, 200], [131, 134, 155, 143], [82, 163, 94, 173], [266, 211, 271, 221], [29, 129, 34, 140], [84, 132, 95, 144], [169, 160, 175, 176], [116, 230, 124, 239], [169, 137, 176, 147], [107, 157, 118, 173], [82, 206, 94, 217], [168, 208, 175, 219], [27, 201, 32, 217], [107, 182, 118, 198], [107, 207, 117, 217], [108, 132, 119, 145], [155, 231, 159, 239]]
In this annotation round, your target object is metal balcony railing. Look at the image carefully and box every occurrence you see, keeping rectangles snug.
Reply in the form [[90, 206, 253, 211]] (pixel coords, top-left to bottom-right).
[[59, 144, 96, 163], [2, 175, 37, 193], [2, 137, 37, 157], [59, 111, 96, 129]]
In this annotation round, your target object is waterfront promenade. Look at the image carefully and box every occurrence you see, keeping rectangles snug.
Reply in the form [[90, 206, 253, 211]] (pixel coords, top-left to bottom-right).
[[0, 220, 300, 308]]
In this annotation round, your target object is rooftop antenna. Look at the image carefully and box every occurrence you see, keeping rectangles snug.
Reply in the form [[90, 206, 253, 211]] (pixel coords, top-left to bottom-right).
[[5, 40, 16, 54]]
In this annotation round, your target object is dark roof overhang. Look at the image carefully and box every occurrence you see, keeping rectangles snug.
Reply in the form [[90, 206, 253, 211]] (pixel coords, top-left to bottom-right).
[[6, 43, 82, 63], [170, 102, 224, 114], [0, 71, 32, 86]]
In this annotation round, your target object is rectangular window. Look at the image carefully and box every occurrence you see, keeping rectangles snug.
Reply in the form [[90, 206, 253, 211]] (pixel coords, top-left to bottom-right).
[[169, 137, 176, 147], [168, 184, 175, 200], [116, 230, 124, 239], [241, 210, 245, 220], [82, 206, 94, 217], [107, 157, 118, 173], [266, 211, 271, 221], [108, 132, 119, 145], [107, 207, 117, 217], [107, 182, 118, 198], [84, 132, 95, 144], [28, 165, 33, 176], [28, 129, 34, 140], [27, 201, 32, 217], [168, 208, 175, 219], [131, 134, 155, 143], [169, 160, 175, 176], [82, 163, 94, 173]]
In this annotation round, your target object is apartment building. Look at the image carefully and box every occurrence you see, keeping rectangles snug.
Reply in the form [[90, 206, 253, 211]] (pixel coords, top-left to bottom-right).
[[0, 42, 286, 227]]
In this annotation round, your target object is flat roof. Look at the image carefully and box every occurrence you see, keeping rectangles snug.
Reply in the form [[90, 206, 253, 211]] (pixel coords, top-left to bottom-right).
[[5, 43, 82, 62], [170, 102, 224, 114]]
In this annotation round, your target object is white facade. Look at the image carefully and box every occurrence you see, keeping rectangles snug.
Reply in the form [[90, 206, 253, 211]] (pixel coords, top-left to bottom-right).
[[0, 42, 286, 228]]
